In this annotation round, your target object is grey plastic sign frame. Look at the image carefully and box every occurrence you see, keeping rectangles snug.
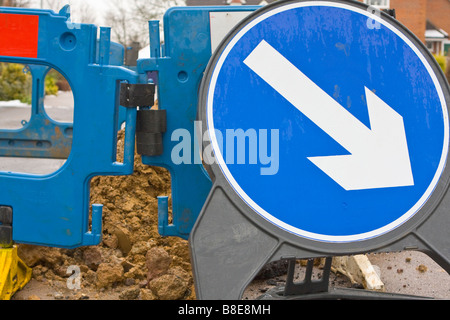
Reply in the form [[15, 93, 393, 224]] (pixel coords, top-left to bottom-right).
[[191, 0, 450, 300]]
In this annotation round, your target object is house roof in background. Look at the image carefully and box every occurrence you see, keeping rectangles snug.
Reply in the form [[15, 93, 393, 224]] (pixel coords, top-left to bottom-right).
[[426, 20, 449, 39]]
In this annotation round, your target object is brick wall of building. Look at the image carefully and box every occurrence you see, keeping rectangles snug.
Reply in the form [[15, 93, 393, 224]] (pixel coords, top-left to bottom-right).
[[390, 0, 428, 42], [358, 0, 427, 43], [426, 0, 450, 33]]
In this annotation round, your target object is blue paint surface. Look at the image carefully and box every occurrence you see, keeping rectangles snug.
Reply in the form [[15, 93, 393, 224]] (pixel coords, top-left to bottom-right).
[[207, 4, 448, 241]]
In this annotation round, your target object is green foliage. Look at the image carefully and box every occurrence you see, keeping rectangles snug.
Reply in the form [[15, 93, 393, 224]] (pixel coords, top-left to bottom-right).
[[44, 74, 59, 96], [0, 63, 61, 103], [434, 54, 447, 74], [0, 63, 32, 103], [446, 62, 450, 84]]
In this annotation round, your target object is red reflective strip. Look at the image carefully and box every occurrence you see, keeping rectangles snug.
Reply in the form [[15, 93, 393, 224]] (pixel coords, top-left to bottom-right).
[[0, 13, 39, 58]]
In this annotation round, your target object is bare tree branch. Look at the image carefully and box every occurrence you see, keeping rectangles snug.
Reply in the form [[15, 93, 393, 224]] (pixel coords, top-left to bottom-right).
[[0, 0, 30, 7], [70, 2, 97, 24], [104, 0, 186, 48], [42, 0, 61, 11]]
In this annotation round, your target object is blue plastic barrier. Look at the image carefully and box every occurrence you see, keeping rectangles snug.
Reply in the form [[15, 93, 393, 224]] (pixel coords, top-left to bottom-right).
[[0, 6, 139, 248]]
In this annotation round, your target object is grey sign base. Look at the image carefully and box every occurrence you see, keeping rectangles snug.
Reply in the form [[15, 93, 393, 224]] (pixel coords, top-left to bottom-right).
[[259, 287, 433, 300], [190, 183, 450, 300]]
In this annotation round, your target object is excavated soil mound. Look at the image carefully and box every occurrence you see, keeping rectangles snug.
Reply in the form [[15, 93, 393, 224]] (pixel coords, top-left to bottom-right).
[[16, 131, 195, 300]]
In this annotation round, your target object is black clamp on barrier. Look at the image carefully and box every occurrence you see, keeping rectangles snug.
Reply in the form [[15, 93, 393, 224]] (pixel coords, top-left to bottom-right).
[[0, 207, 13, 248], [119, 83, 166, 157], [120, 83, 156, 108], [136, 109, 167, 156]]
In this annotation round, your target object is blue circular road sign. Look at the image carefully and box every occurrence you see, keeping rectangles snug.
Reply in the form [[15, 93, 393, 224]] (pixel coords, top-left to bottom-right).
[[201, 1, 450, 243]]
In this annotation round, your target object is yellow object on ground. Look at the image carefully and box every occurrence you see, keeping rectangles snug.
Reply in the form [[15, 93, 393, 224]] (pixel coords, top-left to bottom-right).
[[0, 246, 32, 300]]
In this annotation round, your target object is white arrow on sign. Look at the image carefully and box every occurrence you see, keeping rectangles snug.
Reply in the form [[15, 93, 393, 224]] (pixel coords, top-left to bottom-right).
[[244, 40, 414, 191]]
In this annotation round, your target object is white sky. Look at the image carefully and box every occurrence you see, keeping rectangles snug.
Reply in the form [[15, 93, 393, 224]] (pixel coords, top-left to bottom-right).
[[28, 0, 116, 25]]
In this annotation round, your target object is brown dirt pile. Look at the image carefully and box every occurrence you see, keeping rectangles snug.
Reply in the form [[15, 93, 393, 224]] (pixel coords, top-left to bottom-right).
[[16, 131, 195, 300]]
